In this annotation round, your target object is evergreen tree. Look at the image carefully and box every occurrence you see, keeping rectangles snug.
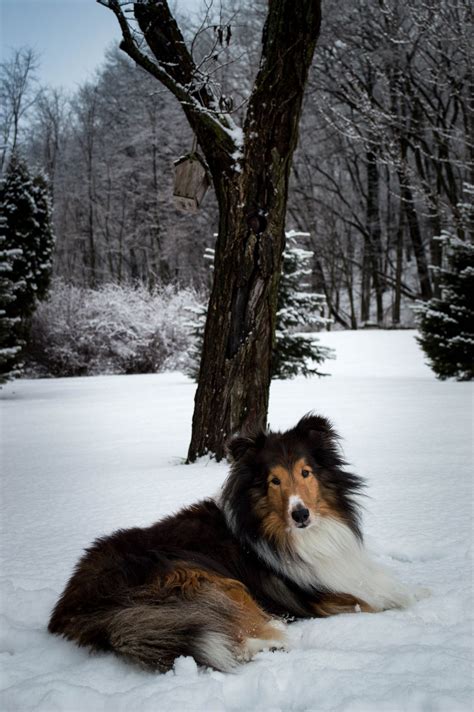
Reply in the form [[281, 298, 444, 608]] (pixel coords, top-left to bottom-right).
[[30, 172, 55, 300], [0, 213, 23, 383], [0, 155, 55, 381], [416, 187, 474, 381], [272, 231, 333, 379], [187, 233, 333, 381]]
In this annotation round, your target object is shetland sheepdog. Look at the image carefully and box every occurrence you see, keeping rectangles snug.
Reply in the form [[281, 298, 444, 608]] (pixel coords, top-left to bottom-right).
[[49, 414, 422, 671]]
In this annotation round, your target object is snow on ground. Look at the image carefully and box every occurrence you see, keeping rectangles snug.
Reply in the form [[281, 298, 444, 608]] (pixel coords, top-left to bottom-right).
[[0, 330, 472, 711]]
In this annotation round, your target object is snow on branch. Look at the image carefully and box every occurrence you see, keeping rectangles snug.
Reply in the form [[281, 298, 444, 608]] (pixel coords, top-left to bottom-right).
[[97, 0, 241, 160]]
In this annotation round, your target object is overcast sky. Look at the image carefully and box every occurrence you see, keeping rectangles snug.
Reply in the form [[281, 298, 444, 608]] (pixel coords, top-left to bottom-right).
[[0, 0, 200, 90]]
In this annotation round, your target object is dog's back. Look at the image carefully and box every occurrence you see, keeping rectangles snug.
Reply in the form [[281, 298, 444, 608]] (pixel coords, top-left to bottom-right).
[[48, 501, 285, 671]]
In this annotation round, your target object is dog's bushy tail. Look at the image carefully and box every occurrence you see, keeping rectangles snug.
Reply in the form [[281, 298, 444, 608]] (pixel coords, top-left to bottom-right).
[[48, 586, 242, 672]]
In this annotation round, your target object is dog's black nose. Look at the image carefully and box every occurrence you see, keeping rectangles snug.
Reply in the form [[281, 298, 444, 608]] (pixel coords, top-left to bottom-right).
[[291, 507, 309, 524]]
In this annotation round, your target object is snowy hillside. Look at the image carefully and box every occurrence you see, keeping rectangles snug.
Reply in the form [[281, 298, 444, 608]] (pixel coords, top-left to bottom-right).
[[1, 330, 472, 712]]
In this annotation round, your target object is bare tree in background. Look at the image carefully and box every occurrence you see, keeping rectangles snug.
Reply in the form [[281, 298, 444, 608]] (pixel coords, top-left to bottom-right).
[[99, 0, 322, 460], [290, 0, 472, 326], [30, 88, 68, 192], [0, 48, 39, 170], [11, 0, 468, 344]]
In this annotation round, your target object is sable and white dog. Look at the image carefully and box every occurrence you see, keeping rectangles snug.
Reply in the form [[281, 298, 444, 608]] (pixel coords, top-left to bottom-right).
[[49, 414, 425, 671]]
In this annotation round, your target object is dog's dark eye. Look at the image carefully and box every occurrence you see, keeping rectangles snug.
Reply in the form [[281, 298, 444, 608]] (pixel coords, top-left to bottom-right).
[[270, 477, 281, 486], [302, 469, 311, 478]]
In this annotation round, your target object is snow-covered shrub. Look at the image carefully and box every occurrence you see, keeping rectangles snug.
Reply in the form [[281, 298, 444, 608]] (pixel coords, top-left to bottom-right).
[[27, 281, 204, 377]]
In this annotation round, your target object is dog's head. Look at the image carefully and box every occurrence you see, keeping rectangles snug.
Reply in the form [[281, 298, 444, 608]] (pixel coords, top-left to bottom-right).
[[221, 413, 364, 548]]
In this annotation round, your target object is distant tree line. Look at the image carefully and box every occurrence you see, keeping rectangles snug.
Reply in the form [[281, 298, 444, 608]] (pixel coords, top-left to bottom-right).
[[1, 0, 472, 393], [2, 1, 471, 330], [292, 0, 472, 328]]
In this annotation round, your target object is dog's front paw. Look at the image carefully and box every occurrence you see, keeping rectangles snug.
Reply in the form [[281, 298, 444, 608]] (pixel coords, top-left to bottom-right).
[[239, 619, 288, 661]]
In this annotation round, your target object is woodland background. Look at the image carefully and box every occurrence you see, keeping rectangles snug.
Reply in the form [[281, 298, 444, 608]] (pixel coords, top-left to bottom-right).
[[2, 0, 471, 327]]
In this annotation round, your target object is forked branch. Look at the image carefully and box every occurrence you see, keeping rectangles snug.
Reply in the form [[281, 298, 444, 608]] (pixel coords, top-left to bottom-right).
[[97, 0, 236, 174]]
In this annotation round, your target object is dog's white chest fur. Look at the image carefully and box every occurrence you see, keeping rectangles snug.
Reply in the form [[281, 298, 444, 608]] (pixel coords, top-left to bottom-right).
[[258, 517, 415, 610], [293, 517, 417, 609]]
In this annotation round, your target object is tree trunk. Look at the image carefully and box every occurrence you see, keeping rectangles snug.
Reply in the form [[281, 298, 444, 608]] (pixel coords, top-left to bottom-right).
[[102, 0, 322, 460], [398, 169, 432, 300], [397, 136, 432, 301], [360, 241, 371, 324], [392, 205, 404, 325], [86, 143, 96, 287], [188, 186, 281, 459], [429, 207, 442, 299], [189, 3, 322, 460], [366, 149, 384, 324]]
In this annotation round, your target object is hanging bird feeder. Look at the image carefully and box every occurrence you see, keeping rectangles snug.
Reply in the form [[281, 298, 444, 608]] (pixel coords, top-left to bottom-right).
[[173, 140, 210, 213]]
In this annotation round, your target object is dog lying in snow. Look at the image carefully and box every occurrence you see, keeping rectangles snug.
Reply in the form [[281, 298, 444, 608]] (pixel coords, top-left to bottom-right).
[[49, 414, 426, 671]]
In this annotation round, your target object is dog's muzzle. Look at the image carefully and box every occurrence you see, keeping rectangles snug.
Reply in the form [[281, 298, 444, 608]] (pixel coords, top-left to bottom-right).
[[291, 506, 310, 528]]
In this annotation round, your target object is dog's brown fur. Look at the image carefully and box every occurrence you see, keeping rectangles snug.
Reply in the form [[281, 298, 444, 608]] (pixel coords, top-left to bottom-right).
[[48, 414, 394, 671]]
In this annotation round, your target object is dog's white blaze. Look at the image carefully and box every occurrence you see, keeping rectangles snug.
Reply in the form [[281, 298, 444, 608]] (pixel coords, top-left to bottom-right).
[[290, 517, 415, 610], [288, 495, 306, 516]]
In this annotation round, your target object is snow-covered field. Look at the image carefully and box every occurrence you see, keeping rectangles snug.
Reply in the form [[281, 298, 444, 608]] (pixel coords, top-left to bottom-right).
[[1, 330, 472, 712]]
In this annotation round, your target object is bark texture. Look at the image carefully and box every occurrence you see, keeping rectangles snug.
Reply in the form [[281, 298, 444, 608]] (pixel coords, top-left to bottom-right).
[[100, 0, 322, 461]]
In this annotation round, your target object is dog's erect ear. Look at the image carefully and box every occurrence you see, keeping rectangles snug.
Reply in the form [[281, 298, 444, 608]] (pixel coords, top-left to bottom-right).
[[294, 413, 345, 468], [294, 413, 337, 441], [226, 430, 267, 462]]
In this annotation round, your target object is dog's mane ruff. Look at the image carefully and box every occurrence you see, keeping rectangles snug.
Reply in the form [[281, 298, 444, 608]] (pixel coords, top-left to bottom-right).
[[220, 451, 413, 609], [288, 517, 415, 609]]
